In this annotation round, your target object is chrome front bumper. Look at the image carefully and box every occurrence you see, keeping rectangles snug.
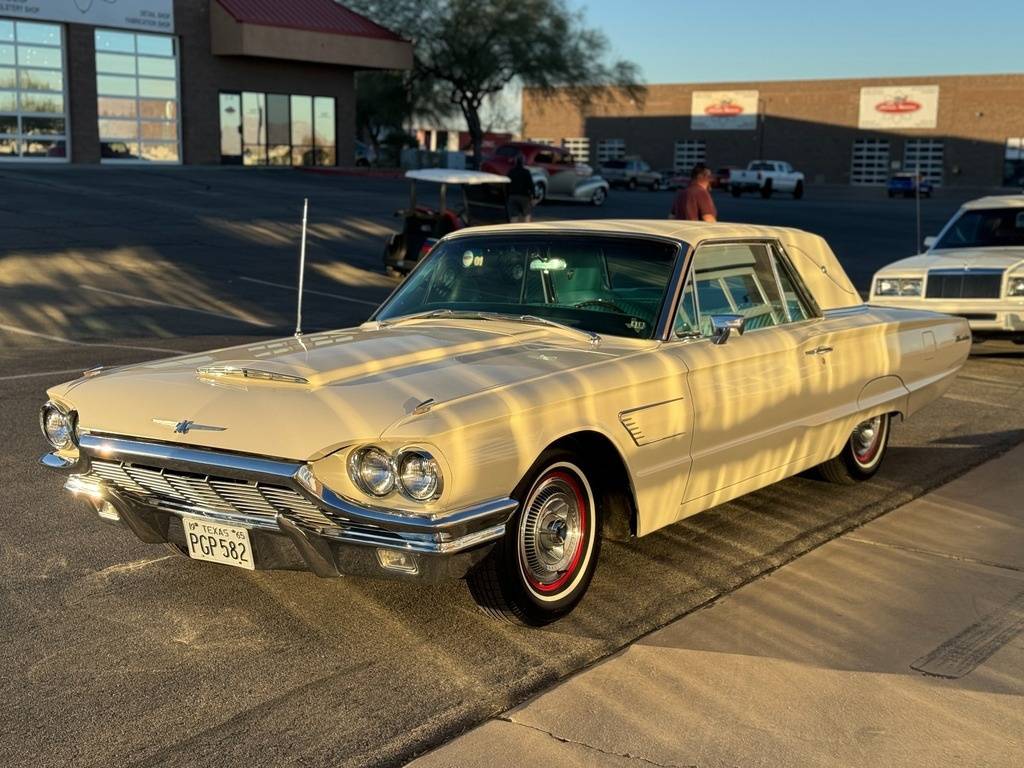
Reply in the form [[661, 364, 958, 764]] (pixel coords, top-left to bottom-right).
[[44, 435, 517, 583]]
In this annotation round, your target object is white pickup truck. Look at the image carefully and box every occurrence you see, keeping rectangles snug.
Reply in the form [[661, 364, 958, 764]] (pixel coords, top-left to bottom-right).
[[729, 160, 805, 199]]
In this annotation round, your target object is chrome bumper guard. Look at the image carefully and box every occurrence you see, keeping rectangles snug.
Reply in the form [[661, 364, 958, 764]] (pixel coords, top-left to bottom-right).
[[45, 435, 517, 582]]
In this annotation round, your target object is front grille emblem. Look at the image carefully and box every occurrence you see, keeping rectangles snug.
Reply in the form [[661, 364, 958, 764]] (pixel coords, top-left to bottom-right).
[[152, 419, 227, 434]]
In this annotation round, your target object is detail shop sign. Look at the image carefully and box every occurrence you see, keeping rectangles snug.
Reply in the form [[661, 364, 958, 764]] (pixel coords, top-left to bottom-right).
[[0, 0, 174, 33]]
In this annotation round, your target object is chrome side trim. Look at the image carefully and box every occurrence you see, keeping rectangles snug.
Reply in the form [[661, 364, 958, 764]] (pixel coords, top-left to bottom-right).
[[824, 305, 870, 318]]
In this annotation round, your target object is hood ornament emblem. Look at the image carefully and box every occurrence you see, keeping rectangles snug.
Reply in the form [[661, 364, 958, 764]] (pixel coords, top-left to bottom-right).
[[152, 419, 227, 435]]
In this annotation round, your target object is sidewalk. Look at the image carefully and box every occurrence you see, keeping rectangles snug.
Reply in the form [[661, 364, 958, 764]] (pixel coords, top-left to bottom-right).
[[411, 445, 1024, 768]]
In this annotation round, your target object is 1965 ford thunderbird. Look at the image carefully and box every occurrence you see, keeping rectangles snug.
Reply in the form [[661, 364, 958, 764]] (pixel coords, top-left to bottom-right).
[[40, 221, 970, 625]]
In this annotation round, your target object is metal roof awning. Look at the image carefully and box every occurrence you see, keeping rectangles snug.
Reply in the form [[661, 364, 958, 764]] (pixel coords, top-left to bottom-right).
[[211, 0, 412, 70]]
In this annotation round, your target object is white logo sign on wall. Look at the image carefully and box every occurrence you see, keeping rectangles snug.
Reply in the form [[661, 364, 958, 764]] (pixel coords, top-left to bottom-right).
[[858, 85, 939, 129], [691, 91, 759, 131], [0, 0, 175, 33]]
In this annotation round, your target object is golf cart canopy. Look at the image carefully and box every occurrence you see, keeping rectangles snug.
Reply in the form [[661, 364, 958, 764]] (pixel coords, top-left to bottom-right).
[[405, 169, 510, 185]]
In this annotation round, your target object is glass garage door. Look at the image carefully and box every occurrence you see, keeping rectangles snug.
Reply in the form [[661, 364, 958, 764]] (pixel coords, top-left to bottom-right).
[[903, 139, 944, 186], [0, 19, 68, 160], [674, 140, 706, 171], [596, 138, 625, 164], [850, 138, 890, 185], [562, 137, 590, 163]]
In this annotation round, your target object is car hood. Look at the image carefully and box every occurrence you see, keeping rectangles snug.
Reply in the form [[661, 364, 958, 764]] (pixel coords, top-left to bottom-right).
[[878, 248, 1024, 273], [50, 321, 638, 461]]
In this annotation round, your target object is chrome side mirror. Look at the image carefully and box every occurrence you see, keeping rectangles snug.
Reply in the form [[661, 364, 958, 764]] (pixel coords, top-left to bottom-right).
[[923, 236, 937, 249], [710, 314, 746, 345]]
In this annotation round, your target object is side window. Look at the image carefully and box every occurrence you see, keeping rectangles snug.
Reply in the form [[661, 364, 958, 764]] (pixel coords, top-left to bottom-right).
[[533, 151, 554, 164], [674, 242, 813, 338]]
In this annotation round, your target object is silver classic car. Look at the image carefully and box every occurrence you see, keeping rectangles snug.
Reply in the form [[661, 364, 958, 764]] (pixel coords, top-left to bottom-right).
[[41, 221, 969, 625]]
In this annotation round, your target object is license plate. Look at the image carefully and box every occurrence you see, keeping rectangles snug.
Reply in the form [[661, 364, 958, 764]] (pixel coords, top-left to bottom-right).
[[181, 517, 254, 570]]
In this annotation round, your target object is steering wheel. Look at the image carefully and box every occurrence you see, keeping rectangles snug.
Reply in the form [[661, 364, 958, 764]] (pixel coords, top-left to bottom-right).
[[573, 298, 627, 314]]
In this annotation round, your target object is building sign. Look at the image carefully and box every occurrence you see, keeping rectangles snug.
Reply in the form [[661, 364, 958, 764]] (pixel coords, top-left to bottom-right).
[[858, 85, 939, 129], [0, 0, 174, 33], [691, 90, 759, 130]]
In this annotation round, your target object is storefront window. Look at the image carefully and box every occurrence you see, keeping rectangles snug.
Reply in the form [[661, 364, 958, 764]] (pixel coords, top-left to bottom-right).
[[0, 19, 67, 161], [226, 91, 335, 167], [95, 29, 179, 163]]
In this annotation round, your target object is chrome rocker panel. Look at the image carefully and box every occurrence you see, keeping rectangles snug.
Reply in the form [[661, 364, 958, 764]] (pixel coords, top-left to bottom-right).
[[45, 434, 518, 582]]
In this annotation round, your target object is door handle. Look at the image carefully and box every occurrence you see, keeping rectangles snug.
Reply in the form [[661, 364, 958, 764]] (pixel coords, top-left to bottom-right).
[[805, 345, 834, 356]]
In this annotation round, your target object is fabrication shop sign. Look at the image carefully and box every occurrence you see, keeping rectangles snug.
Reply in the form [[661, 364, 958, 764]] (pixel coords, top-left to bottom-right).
[[690, 90, 759, 131], [858, 85, 939, 129], [0, 0, 174, 33]]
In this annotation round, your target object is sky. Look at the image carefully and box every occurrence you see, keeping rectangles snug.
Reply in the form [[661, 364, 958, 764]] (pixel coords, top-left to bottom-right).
[[574, 0, 1024, 84]]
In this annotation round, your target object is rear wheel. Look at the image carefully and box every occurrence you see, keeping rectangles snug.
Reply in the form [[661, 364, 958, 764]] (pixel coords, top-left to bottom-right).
[[816, 414, 891, 484], [760, 178, 773, 199], [627, 178, 637, 190], [467, 451, 601, 625], [532, 182, 546, 205]]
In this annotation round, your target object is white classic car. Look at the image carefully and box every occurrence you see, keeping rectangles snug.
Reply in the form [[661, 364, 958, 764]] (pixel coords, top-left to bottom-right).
[[870, 195, 1024, 345], [40, 221, 969, 625]]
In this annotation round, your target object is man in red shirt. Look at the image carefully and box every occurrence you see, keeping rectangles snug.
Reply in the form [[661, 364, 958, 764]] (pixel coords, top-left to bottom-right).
[[670, 163, 718, 222]]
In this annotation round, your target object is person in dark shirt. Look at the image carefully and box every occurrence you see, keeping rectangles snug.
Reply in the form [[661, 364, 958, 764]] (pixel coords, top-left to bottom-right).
[[670, 162, 718, 222], [507, 154, 535, 222]]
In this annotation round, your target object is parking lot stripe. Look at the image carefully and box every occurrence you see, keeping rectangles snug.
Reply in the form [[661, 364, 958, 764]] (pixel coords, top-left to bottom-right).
[[240, 276, 381, 307], [0, 367, 94, 381], [79, 285, 274, 327], [0, 322, 186, 354]]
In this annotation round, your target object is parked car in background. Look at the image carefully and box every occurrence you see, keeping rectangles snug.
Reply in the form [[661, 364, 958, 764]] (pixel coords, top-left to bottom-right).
[[482, 142, 608, 206], [870, 195, 1024, 345], [887, 172, 932, 198], [730, 160, 805, 199], [664, 169, 689, 190], [599, 158, 665, 190], [41, 221, 968, 625], [712, 166, 736, 189]]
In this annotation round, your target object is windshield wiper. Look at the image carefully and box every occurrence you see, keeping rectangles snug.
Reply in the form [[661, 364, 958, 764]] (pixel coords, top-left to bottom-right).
[[516, 314, 601, 346], [376, 309, 600, 346]]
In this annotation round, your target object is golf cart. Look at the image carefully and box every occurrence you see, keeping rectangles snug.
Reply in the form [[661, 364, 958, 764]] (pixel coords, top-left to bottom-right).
[[383, 168, 511, 275]]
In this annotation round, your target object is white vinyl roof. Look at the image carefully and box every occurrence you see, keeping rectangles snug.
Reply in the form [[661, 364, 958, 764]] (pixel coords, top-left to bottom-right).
[[405, 168, 510, 185], [962, 194, 1024, 210]]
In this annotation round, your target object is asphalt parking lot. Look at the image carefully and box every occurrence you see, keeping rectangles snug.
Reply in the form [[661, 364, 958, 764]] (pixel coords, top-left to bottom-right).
[[2, 167, 1023, 767]]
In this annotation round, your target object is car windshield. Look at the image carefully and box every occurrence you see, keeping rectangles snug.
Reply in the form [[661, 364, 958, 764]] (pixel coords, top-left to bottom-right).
[[375, 235, 680, 340], [935, 208, 1024, 249]]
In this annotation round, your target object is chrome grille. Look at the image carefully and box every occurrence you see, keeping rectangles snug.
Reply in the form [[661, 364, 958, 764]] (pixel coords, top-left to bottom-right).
[[926, 270, 1003, 299], [88, 459, 335, 530]]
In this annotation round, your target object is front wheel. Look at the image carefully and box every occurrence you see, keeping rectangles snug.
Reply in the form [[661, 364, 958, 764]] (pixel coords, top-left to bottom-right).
[[760, 179, 773, 199], [590, 187, 608, 206], [467, 452, 601, 625], [792, 180, 804, 199], [731, 185, 742, 198], [816, 413, 891, 484]]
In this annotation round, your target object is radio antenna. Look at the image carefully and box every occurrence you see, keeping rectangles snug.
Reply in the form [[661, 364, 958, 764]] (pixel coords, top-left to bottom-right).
[[295, 197, 309, 337]]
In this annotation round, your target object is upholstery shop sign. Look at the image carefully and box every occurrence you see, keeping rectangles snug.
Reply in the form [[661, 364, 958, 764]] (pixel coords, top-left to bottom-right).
[[691, 90, 759, 131], [858, 85, 939, 129], [0, 0, 174, 33]]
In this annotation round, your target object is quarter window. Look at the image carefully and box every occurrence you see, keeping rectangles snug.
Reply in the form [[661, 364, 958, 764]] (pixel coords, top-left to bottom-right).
[[95, 29, 179, 163], [0, 20, 67, 161], [674, 242, 814, 338]]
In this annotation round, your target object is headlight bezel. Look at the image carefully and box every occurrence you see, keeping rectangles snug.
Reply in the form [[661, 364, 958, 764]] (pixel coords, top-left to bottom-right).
[[1008, 274, 1024, 297], [873, 276, 923, 297], [39, 400, 78, 450], [346, 445, 445, 502], [395, 448, 444, 501], [347, 446, 397, 497]]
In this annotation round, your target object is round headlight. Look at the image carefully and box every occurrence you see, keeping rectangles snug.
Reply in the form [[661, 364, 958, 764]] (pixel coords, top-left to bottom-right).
[[349, 447, 395, 497], [39, 401, 76, 450], [396, 449, 443, 501]]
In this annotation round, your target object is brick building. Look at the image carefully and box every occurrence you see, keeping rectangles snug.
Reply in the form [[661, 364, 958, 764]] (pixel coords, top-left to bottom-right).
[[522, 74, 1024, 188], [0, 0, 411, 166]]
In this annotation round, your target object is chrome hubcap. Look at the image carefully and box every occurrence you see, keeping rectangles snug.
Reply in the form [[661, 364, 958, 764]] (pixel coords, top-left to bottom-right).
[[852, 416, 883, 463], [520, 476, 584, 587]]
